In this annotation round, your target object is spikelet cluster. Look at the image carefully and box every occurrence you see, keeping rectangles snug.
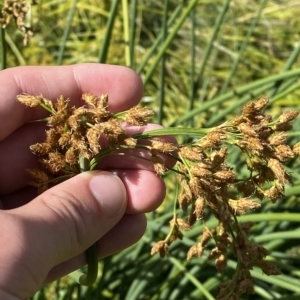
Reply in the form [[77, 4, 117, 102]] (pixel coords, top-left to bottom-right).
[[150, 97, 299, 299], [17, 92, 154, 193], [18, 93, 299, 299], [0, 0, 36, 45]]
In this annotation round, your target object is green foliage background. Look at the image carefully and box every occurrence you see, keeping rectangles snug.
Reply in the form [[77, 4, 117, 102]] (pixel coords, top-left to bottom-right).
[[2, 0, 300, 299]]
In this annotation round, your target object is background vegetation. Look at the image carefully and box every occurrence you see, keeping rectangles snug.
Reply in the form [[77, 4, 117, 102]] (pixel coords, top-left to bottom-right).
[[2, 0, 300, 299]]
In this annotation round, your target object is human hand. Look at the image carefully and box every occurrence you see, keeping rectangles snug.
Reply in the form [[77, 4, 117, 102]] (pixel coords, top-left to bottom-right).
[[0, 64, 172, 299]]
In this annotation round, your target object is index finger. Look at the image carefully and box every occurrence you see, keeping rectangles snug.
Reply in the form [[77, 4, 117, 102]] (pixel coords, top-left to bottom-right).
[[0, 64, 143, 140]]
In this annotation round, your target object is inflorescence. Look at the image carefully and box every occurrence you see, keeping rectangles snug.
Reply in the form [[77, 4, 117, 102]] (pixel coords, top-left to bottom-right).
[[17, 93, 299, 299]]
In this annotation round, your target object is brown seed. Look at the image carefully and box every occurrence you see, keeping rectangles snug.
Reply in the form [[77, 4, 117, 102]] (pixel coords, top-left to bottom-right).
[[151, 140, 178, 154], [228, 198, 261, 215], [17, 93, 42, 107], [190, 165, 212, 178], [238, 122, 257, 137], [268, 158, 290, 184], [194, 197, 205, 220], [274, 144, 294, 162], [278, 110, 299, 124], [213, 170, 236, 183], [82, 92, 98, 107], [268, 132, 287, 146]]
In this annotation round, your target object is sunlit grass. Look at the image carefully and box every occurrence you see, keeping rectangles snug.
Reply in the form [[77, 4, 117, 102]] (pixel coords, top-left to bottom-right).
[[2, 0, 300, 299]]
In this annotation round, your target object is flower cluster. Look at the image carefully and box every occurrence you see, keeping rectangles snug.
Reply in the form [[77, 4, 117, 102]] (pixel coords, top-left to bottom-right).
[[18, 93, 299, 298], [150, 97, 299, 299], [17, 92, 154, 193], [0, 0, 36, 45]]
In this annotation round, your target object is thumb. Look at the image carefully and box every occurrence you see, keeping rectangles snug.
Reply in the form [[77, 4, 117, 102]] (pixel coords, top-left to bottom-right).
[[14, 170, 127, 271]]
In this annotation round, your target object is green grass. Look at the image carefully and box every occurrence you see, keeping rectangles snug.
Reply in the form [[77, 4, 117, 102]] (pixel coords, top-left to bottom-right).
[[2, 0, 300, 299]]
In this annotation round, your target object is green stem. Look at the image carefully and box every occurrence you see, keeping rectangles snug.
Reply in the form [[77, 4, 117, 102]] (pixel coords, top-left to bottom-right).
[[0, 23, 6, 70], [78, 157, 98, 286]]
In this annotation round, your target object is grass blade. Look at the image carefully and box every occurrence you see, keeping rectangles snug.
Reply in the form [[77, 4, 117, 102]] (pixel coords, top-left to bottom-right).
[[0, 25, 6, 70], [122, 0, 130, 66], [143, 0, 199, 86], [171, 68, 300, 126], [193, 0, 231, 100], [98, 0, 120, 63], [56, 0, 79, 65]]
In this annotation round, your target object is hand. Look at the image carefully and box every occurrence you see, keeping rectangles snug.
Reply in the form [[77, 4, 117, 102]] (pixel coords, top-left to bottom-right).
[[0, 64, 171, 299]]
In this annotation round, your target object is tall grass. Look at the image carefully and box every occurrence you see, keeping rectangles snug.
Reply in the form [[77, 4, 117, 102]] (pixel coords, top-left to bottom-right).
[[3, 0, 300, 299]]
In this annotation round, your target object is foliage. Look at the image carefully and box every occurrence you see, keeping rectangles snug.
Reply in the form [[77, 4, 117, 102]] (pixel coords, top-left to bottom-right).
[[1, 0, 300, 299]]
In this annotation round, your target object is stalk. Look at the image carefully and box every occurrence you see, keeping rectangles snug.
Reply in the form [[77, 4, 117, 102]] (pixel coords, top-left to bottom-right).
[[78, 157, 98, 286]]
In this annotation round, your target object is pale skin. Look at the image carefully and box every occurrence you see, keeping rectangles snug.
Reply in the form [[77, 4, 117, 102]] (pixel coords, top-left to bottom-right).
[[0, 64, 174, 299]]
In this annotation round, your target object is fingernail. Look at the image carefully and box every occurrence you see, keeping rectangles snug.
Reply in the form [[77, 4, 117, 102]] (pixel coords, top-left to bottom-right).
[[89, 173, 126, 218]]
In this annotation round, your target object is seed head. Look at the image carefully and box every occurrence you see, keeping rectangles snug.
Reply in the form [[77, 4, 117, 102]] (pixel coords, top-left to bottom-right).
[[150, 140, 178, 154], [179, 146, 203, 162], [194, 197, 206, 220], [151, 241, 168, 258], [30, 142, 52, 155], [238, 123, 257, 137], [82, 92, 98, 107], [268, 158, 290, 184], [274, 144, 294, 162], [190, 165, 212, 178], [213, 170, 236, 183], [278, 110, 299, 124], [17, 93, 42, 107], [124, 106, 155, 126], [268, 132, 287, 146], [228, 198, 260, 215]]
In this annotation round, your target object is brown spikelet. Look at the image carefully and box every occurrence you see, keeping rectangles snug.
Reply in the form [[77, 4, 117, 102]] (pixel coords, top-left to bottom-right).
[[190, 165, 212, 178], [151, 140, 178, 154], [194, 197, 205, 219], [247, 137, 264, 151], [27, 168, 49, 194], [255, 260, 281, 276], [65, 147, 79, 164], [58, 132, 72, 148], [86, 127, 101, 154], [268, 132, 287, 146], [215, 254, 227, 273], [213, 170, 236, 183], [30, 143, 52, 155], [268, 158, 290, 184], [263, 185, 283, 202], [293, 142, 300, 155], [179, 146, 203, 162], [81, 92, 98, 107], [17, 93, 43, 107], [187, 243, 204, 261], [211, 147, 228, 167], [228, 198, 260, 215], [238, 123, 257, 137], [278, 110, 299, 124], [96, 94, 109, 109], [124, 106, 155, 126], [176, 218, 192, 230], [274, 144, 294, 162], [120, 136, 137, 148], [43, 152, 67, 173], [254, 97, 269, 111], [151, 155, 167, 175], [151, 241, 168, 258]]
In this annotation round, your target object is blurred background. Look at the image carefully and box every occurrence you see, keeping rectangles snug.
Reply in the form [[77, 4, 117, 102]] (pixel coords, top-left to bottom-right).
[[2, 0, 300, 299]]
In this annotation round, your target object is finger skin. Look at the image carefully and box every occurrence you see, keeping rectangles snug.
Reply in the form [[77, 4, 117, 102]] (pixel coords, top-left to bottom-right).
[[1, 170, 166, 214], [0, 171, 127, 298], [0, 64, 143, 140], [46, 213, 147, 283]]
